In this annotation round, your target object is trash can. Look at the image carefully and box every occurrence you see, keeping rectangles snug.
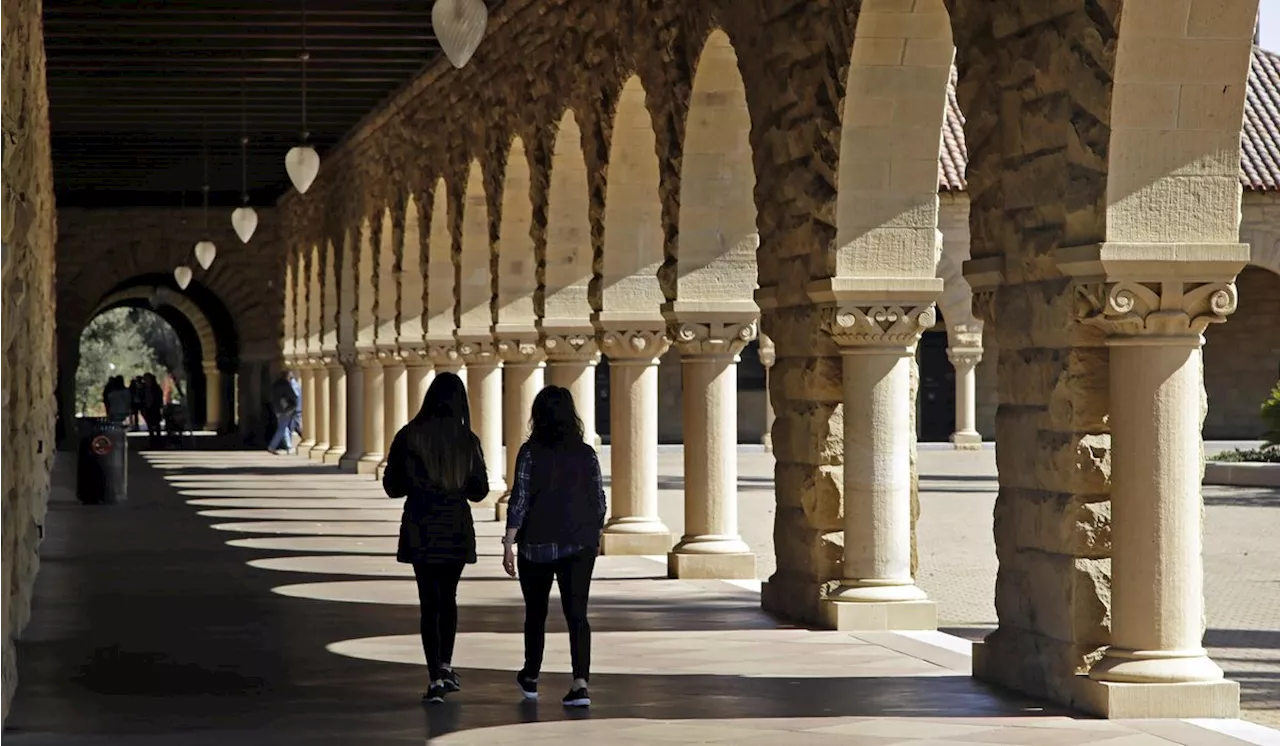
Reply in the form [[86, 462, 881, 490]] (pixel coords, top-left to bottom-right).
[[76, 417, 128, 504]]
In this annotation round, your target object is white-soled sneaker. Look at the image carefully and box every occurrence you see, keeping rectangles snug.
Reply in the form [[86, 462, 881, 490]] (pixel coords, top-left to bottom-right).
[[562, 686, 590, 707]]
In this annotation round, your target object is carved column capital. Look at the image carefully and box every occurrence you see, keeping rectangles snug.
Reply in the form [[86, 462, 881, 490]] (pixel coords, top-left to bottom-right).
[[757, 332, 776, 368], [355, 348, 381, 367], [946, 346, 983, 371], [542, 331, 600, 363], [457, 339, 500, 366], [338, 350, 359, 368], [821, 303, 936, 350], [495, 336, 546, 366], [597, 327, 671, 362], [425, 340, 461, 367], [1075, 280, 1237, 341], [668, 318, 758, 358], [399, 344, 430, 366]]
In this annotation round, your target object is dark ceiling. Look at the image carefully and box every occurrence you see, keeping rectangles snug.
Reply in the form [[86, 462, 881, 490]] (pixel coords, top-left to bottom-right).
[[44, 0, 455, 208]]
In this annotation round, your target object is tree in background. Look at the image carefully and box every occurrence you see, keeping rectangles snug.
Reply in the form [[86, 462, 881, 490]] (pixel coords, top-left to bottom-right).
[[75, 308, 161, 415], [128, 307, 186, 387]]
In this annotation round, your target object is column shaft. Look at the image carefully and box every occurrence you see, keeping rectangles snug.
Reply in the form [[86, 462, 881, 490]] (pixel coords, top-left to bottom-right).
[[499, 359, 544, 519], [669, 353, 754, 579], [547, 360, 598, 448], [1089, 339, 1223, 684], [600, 358, 671, 554], [406, 361, 434, 419], [324, 363, 347, 464], [203, 366, 223, 432], [357, 359, 384, 474], [298, 366, 317, 450], [309, 366, 331, 460], [378, 358, 408, 476], [466, 360, 506, 501], [338, 361, 364, 471], [949, 348, 982, 449]]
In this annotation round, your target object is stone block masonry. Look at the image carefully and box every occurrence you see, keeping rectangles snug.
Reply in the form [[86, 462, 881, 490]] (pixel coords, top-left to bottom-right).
[[2, 0, 58, 721]]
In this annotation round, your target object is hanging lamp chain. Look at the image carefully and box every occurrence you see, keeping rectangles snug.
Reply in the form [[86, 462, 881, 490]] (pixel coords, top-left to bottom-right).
[[300, 0, 309, 143], [240, 71, 249, 204]]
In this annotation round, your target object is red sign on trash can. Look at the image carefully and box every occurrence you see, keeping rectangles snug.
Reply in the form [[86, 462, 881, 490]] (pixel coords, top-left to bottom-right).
[[90, 435, 113, 456]]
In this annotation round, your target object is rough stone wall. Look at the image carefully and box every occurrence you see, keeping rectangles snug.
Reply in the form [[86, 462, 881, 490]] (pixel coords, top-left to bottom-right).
[[55, 207, 285, 442], [277, 0, 861, 626], [949, 0, 1115, 705], [1204, 265, 1280, 438], [2, 0, 58, 721]]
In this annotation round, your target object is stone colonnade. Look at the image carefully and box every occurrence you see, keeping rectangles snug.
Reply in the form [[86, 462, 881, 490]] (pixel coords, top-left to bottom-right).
[[272, 0, 1258, 719]]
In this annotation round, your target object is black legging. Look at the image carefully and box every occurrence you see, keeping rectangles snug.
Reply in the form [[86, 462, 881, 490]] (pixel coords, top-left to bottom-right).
[[518, 550, 595, 682], [411, 562, 465, 682]]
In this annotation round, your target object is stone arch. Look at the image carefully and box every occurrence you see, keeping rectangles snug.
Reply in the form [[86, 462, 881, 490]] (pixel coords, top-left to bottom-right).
[[306, 243, 322, 358], [600, 75, 665, 318], [425, 178, 456, 348], [457, 160, 493, 338], [543, 110, 593, 328], [1251, 236, 1280, 277], [496, 137, 537, 333], [338, 225, 359, 351], [356, 214, 379, 349], [321, 238, 339, 351], [93, 287, 217, 370], [1204, 265, 1280, 438], [832, 0, 953, 283], [399, 193, 425, 346], [670, 29, 758, 313], [282, 251, 299, 361]]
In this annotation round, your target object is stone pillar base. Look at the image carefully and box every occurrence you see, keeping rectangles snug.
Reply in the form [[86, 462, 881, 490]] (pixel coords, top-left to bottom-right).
[[668, 551, 756, 580], [1072, 676, 1240, 719], [356, 456, 382, 475], [950, 431, 982, 450], [495, 499, 508, 522], [323, 448, 346, 465], [308, 443, 329, 462], [338, 454, 360, 472], [760, 577, 826, 627], [374, 463, 387, 480], [820, 599, 937, 631], [600, 530, 671, 556]]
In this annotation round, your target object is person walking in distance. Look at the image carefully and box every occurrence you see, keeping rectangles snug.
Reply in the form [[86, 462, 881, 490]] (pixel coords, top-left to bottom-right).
[[503, 385, 607, 708], [382, 372, 490, 704], [267, 370, 299, 454]]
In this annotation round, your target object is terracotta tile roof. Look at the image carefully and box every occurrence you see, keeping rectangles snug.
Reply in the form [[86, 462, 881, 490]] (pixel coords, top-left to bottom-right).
[[939, 46, 1280, 192]]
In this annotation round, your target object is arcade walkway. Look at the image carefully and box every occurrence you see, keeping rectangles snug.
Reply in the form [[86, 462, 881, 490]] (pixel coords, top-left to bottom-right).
[[4, 447, 1276, 746]]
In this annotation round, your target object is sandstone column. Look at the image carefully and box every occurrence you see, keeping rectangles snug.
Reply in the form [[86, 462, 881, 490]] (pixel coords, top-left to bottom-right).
[[404, 348, 433, 419], [202, 362, 223, 432], [758, 333, 776, 452], [542, 330, 600, 449], [1067, 271, 1244, 715], [297, 364, 317, 453], [597, 327, 672, 554], [356, 351, 384, 475], [821, 302, 937, 630], [377, 349, 409, 477], [667, 318, 757, 579], [309, 363, 331, 460], [947, 347, 982, 449], [338, 353, 364, 472], [459, 339, 505, 503], [497, 339, 545, 519], [324, 357, 347, 464]]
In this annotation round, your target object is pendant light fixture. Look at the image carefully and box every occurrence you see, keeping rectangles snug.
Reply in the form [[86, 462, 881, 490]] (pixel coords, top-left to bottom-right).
[[194, 119, 217, 270], [231, 72, 259, 243], [285, 0, 320, 194], [432, 0, 488, 69], [174, 265, 194, 290]]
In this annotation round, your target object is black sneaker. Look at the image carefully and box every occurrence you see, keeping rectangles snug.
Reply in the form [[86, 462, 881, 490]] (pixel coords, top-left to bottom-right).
[[516, 670, 538, 700], [441, 668, 461, 693], [562, 686, 590, 707], [422, 682, 446, 704]]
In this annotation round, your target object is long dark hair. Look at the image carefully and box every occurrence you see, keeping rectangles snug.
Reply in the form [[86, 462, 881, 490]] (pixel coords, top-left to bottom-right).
[[528, 385, 584, 449], [406, 372, 473, 490]]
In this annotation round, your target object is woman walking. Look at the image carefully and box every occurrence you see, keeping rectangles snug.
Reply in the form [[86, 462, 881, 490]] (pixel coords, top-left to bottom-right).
[[502, 385, 607, 707], [382, 372, 490, 703]]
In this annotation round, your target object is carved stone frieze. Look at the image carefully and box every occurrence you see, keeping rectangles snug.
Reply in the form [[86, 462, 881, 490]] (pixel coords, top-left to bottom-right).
[[821, 304, 936, 349], [541, 331, 600, 363], [597, 328, 671, 362], [425, 340, 461, 367], [668, 318, 759, 357], [457, 338, 500, 366], [946, 347, 983, 370], [1075, 280, 1238, 339], [495, 336, 546, 365], [355, 348, 380, 366], [337, 350, 358, 368]]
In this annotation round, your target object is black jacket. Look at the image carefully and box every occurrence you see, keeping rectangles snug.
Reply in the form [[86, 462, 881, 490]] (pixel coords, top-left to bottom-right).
[[382, 426, 489, 564], [515, 441, 606, 550]]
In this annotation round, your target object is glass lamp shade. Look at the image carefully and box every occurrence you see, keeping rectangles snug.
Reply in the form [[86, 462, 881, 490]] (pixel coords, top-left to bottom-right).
[[195, 240, 217, 270], [432, 0, 488, 69], [174, 265, 193, 290], [285, 145, 320, 194], [231, 206, 258, 243]]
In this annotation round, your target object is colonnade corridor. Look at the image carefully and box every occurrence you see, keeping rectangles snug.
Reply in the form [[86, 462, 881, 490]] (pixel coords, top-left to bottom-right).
[[5, 443, 1277, 745]]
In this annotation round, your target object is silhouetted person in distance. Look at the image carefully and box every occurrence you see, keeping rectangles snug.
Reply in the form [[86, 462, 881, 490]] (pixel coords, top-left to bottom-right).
[[503, 385, 606, 708], [139, 372, 164, 449], [267, 370, 298, 455], [382, 372, 489, 704], [129, 376, 143, 430], [104, 376, 132, 424]]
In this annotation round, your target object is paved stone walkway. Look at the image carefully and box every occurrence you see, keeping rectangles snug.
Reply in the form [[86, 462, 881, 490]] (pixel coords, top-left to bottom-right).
[[4, 445, 1278, 745]]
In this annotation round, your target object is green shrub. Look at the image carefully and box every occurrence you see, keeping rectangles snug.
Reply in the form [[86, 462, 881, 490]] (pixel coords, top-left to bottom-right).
[[1211, 447, 1280, 463], [1262, 381, 1280, 448]]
